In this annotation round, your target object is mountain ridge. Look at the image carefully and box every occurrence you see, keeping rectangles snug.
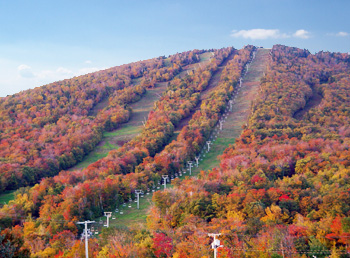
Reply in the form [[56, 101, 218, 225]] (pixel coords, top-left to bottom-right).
[[1, 45, 350, 257]]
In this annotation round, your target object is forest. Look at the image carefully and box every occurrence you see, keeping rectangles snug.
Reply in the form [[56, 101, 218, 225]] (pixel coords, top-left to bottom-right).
[[0, 49, 203, 191], [1, 45, 350, 257]]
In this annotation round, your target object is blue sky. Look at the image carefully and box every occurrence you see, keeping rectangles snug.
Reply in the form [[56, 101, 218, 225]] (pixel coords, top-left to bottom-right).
[[0, 0, 349, 97]]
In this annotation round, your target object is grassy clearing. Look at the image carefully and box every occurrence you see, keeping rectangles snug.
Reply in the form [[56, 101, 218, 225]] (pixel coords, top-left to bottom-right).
[[192, 136, 236, 174], [0, 190, 16, 205], [73, 153, 109, 170], [199, 52, 213, 62], [111, 194, 153, 227], [96, 192, 155, 229], [96, 184, 177, 229], [71, 125, 141, 170], [104, 125, 142, 137]]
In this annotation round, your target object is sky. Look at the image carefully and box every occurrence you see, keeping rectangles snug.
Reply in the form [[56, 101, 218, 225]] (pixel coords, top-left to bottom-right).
[[0, 0, 349, 97]]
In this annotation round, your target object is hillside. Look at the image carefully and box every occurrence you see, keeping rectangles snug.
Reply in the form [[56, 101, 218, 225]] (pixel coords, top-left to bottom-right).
[[69, 52, 215, 171], [146, 46, 350, 257], [1, 45, 350, 257], [193, 48, 270, 174], [0, 50, 205, 192]]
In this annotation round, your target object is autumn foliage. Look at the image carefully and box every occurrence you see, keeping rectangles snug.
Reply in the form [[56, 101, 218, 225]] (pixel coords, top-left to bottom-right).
[[1, 45, 350, 257], [0, 50, 203, 191]]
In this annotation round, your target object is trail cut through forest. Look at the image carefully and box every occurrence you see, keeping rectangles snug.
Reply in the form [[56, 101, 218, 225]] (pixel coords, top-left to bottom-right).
[[173, 52, 236, 137], [70, 52, 214, 171], [105, 48, 271, 228], [193, 48, 270, 174]]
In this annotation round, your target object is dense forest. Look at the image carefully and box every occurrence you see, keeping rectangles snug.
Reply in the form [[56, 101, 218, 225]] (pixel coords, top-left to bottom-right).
[[1, 45, 350, 257], [0, 50, 203, 191]]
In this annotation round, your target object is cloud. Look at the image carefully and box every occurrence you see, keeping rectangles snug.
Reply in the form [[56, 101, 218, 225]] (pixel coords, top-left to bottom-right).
[[15, 63, 103, 89], [85, 60, 92, 64], [36, 67, 73, 81], [231, 29, 311, 40], [231, 29, 289, 40], [18, 64, 35, 78], [336, 31, 349, 37], [293, 29, 311, 39]]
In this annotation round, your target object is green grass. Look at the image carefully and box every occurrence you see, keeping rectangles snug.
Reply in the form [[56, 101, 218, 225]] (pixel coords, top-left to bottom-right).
[[199, 52, 213, 62], [96, 193, 155, 229], [0, 190, 16, 205], [103, 125, 142, 137], [101, 141, 119, 150], [70, 125, 141, 170], [73, 152, 109, 170], [192, 136, 236, 175]]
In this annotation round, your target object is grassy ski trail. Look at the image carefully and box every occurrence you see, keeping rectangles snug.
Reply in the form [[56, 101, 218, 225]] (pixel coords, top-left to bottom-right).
[[100, 49, 270, 228]]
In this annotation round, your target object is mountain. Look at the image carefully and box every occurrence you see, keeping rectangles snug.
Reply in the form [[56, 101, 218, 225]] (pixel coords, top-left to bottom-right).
[[1, 45, 350, 257], [0, 49, 207, 191]]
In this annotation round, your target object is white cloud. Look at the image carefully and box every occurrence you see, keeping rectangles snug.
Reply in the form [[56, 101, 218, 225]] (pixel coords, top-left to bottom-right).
[[231, 29, 312, 40], [336, 31, 349, 37], [18, 64, 31, 70], [293, 29, 311, 39], [36, 67, 73, 81], [3, 63, 104, 97], [18, 64, 35, 78], [231, 29, 289, 40], [85, 60, 92, 64]]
